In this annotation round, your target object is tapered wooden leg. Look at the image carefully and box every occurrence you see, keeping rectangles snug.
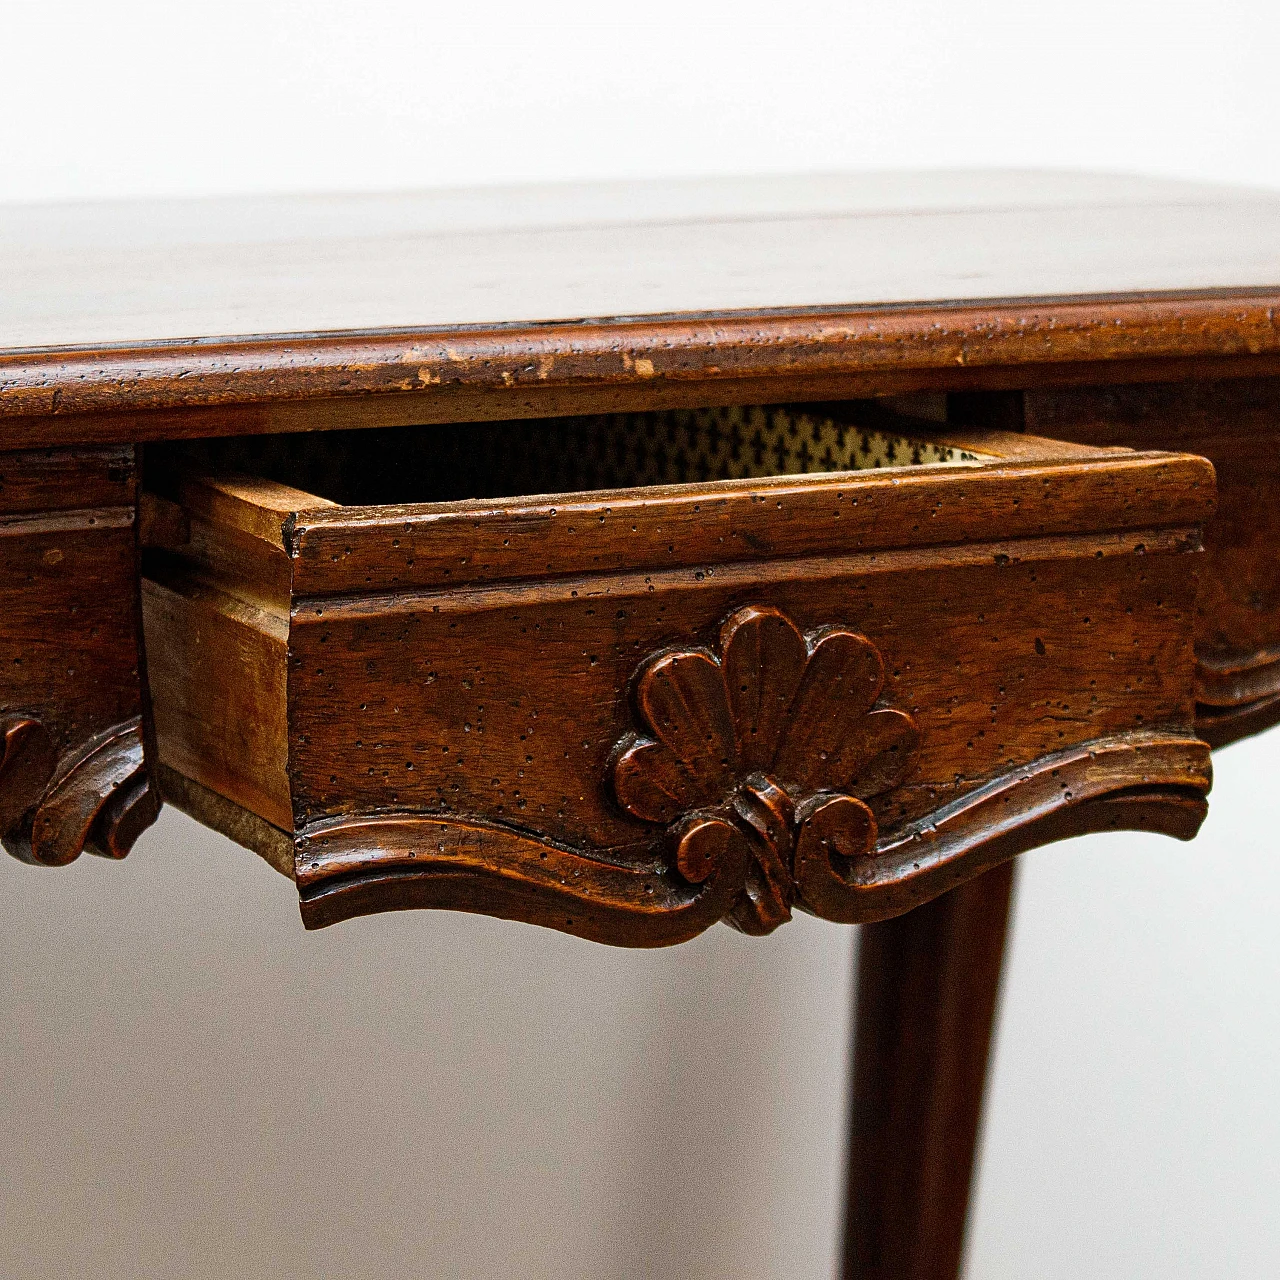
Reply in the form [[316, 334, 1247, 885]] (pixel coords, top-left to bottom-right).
[[841, 860, 1016, 1280]]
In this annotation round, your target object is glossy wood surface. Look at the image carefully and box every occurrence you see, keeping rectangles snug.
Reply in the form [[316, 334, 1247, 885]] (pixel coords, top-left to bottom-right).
[[843, 860, 1016, 1280], [4, 171, 1278, 348], [5, 169, 1279, 1280], [1, 172, 1280, 446], [0, 447, 157, 863], [1019, 377, 1280, 746], [138, 413, 1213, 942]]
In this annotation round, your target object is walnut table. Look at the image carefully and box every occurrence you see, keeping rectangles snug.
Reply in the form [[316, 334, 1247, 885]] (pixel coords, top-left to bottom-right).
[[4, 171, 1279, 1277]]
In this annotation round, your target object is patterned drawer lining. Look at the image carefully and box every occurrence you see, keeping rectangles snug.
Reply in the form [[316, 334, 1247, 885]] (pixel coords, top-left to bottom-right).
[[156, 404, 986, 506]]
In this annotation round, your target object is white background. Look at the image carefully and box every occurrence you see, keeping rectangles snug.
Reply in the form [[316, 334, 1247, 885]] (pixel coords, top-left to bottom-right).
[[3, 3, 1280, 1276]]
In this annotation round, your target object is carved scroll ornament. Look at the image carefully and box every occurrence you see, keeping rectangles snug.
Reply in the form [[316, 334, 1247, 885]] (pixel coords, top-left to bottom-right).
[[0, 714, 158, 866], [295, 606, 1210, 942], [611, 605, 920, 934]]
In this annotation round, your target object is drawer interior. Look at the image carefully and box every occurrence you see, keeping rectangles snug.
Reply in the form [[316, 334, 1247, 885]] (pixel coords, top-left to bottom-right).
[[147, 402, 990, 508]]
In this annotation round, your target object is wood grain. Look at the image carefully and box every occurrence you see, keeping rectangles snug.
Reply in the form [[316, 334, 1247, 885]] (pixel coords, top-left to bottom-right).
[[5, 171, 1279, 1280], [142, 570, 291, 831], [3, 171, 1277, 351], [842, 860, 1016, 1280], [3, 171, 1280, 446], [140, 411, 1214, 940], [4, 293, 1280, 450], [0, 447, 158, 863], [1023, 376, 1280, 747], [156, 763, 294, 877], [11, 349, 1280, 453], [277, 438, 1211, 597]]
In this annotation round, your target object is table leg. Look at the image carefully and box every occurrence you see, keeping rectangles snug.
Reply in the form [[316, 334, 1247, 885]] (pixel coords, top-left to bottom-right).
[[840, 860, 1016, 1279]]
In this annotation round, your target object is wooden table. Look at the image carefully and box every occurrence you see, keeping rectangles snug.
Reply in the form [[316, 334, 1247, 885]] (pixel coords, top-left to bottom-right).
[[4, 170, 1279, 1277]]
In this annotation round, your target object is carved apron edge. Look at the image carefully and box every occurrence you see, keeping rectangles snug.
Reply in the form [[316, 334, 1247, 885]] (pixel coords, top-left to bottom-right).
[[291, 604, 1211, 945]]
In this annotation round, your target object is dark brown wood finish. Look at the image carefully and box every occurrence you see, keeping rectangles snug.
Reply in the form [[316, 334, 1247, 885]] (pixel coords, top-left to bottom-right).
[[1017, 377, 1280, 747], [2, 293, 1280, 450], [7, 171, 1280, 1280], [3, 172, 1280, 447], [0, 446, 158, 864], [138, 416, 1214, 943], [843, 860, 1016, 1280]]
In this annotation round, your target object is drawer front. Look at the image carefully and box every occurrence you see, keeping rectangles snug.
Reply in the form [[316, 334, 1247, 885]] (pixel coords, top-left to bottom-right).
[[142, 410, 1215, 944]]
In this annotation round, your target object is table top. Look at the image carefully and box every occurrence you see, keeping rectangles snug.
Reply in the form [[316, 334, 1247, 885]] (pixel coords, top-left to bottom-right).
[[2, 169, 1279, 443], [4, 169, 1279, 349]]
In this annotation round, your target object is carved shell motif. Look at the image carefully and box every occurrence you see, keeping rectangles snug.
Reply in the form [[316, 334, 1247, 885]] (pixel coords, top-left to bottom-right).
[[611, 605, 920, 935]]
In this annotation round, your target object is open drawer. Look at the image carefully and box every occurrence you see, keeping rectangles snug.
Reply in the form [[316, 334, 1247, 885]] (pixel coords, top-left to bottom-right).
[[140, 404, 1215, 944]]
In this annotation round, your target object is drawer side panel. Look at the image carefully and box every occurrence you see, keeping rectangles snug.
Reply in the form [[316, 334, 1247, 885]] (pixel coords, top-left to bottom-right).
[[142, 574, 292, 832]]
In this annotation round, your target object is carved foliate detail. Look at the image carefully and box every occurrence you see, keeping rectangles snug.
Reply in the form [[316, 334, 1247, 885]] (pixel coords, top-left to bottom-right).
[[611, 605, 921, 934], [296, 732, 1210, 938], [0, 714, 159, 866]]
